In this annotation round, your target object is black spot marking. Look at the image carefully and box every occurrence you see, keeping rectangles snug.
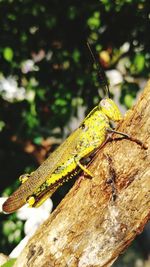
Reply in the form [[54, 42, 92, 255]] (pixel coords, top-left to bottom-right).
[[37, 245, 43, 256], [32, 167, 81, 206], [27, 244, 36, 263], [27, 244, 44, 265], [80, 123, 86, 129]]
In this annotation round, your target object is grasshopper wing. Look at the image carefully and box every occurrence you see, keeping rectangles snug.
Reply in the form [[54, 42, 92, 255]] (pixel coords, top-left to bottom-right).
[[2, 127, 83, 213]]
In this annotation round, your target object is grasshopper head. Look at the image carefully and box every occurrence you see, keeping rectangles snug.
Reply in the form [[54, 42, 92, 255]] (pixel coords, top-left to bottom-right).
[[99, 98, 122, 121]]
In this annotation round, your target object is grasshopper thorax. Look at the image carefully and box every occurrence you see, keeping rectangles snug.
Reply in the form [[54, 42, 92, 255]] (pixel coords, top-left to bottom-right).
[[99, 98, 122, 122]]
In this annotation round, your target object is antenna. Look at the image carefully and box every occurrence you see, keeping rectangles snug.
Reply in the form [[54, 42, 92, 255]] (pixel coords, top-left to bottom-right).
[[86, 41, 110, 98]]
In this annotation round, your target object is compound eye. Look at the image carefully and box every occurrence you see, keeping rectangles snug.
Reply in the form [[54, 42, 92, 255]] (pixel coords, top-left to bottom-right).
[[100, 99, 106, 107], [100, 99, 111, 109]]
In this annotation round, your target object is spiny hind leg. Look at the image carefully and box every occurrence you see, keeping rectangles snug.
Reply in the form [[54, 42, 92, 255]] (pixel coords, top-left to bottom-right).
[[107, 129, 147, 149], [26, 193, 47, 208], [26, 186, 58, 208], [105, 154, 117, 201]]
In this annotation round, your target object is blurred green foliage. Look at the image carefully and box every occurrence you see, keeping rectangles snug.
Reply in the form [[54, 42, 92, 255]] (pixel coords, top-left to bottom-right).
[[0, 0, 150, 264], [1, 258, 16, 267]]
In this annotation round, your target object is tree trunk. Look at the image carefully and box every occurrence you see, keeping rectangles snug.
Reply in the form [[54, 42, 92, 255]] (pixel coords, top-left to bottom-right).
[[14, 81, 150, 267]]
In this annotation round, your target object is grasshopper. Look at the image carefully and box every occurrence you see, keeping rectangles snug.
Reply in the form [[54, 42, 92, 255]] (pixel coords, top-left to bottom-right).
[[2, 43, 146, 213]]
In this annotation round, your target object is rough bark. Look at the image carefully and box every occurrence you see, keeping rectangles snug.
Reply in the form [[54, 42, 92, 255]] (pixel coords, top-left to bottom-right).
[[14, 81, 150, 267]]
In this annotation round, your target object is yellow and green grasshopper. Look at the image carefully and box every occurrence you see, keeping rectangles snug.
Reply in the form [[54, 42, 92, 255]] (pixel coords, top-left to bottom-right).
[[2, 43, 146, 213]]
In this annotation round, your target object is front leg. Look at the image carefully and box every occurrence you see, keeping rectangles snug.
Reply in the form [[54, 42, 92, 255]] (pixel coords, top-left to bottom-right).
[[74, 156, 93, 178], [107, 128, 147, 149]]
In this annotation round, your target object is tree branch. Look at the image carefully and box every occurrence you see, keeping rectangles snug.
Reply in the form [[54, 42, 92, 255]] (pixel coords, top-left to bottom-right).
[[14, 81, 150, 267]]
